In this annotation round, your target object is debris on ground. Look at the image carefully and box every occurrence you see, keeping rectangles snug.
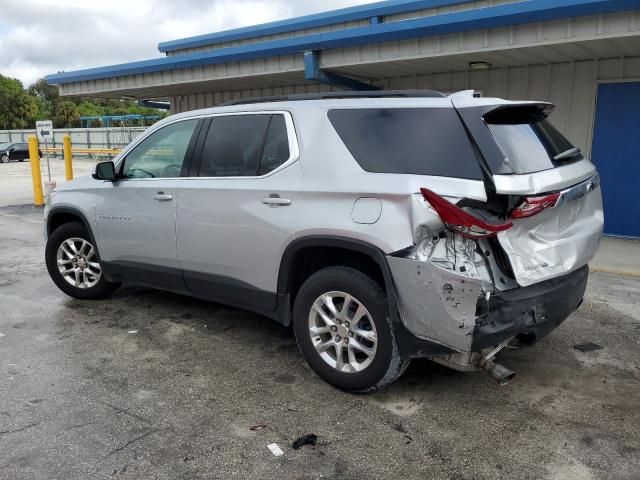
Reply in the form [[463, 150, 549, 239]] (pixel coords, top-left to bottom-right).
[[291, 434, 318, 450], [574, 342, 604, 352], [128, 330, 138, 334], [267, 443, 284, 457], [250, 424, 267, 431]]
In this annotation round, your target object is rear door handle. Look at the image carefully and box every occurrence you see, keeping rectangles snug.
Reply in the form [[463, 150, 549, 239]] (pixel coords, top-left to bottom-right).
[[153, 192, 173, 202], [262, 196, 292, 207]]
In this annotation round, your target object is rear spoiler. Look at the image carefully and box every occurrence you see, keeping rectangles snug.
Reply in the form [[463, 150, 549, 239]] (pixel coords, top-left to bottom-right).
[[482, 103, 555, 124]]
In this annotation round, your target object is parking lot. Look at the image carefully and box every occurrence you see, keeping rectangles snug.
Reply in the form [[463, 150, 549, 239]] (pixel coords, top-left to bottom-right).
[[1, 161, 639, 479]]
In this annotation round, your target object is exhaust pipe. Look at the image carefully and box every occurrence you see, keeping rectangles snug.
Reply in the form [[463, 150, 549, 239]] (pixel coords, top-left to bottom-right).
[[480, 359, 516, 386], [479, 337, 516, 386]]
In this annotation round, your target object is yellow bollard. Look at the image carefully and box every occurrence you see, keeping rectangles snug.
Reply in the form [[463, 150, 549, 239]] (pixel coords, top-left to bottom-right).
[[63, 134, 73, 181], [28, 136, 45, 206]]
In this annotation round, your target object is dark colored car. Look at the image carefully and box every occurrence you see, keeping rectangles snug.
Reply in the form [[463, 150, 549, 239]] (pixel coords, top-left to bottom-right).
[[0, 142, 40, 163]]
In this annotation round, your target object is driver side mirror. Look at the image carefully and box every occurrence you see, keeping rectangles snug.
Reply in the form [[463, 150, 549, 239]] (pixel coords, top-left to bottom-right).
[[93, 161, 117, 181]]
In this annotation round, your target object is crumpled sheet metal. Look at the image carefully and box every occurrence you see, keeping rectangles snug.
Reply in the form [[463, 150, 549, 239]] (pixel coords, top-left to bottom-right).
[[388, 255, 482, 352], [498, 186, 603, 287]]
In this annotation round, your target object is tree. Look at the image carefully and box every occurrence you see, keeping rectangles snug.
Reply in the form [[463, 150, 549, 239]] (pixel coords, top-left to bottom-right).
[[0, 75, 39, 129], [55, 101, 80, 128]]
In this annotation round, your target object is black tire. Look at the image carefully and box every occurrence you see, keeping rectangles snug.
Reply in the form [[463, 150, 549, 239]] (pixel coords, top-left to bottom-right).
[[293, 266, 409, 393], [45, 222, 120, 300]]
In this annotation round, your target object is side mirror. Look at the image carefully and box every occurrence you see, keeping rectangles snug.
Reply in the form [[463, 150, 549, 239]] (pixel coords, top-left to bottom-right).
[[93, 161, 117, 181], [8, 147, 14, 153]]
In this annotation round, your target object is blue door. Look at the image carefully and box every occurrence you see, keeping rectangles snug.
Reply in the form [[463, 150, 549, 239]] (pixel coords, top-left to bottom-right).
[[591, 82, 640, 238]]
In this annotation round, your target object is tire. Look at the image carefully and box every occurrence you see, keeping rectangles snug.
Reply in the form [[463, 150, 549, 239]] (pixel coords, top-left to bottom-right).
[[45, 222, 120, 300], [0, 155, 8, 163], [293, 266, 409, 393]]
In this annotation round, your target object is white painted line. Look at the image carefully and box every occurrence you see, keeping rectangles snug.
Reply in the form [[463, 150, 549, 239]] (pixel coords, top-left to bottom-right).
[[267, 443, 284, 457], [0, 332, 5, 338], [128, 330, 138, 334]]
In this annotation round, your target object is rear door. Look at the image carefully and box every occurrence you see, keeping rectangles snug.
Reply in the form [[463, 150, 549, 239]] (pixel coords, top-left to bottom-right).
[[454, 99, 603, 287], [176, 112, 301, 311]]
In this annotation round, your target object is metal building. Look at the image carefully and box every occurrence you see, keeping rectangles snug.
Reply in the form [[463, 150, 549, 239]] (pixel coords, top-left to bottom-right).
[[46, 0, 640, 237]]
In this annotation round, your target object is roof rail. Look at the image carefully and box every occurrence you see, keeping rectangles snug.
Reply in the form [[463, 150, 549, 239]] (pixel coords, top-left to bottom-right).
[[217, 89, 446, 107]]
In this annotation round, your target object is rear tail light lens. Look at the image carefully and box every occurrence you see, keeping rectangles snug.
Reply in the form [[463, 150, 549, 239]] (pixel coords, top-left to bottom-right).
[[420, 188, 513, 239], [511, 193, 560, 219]]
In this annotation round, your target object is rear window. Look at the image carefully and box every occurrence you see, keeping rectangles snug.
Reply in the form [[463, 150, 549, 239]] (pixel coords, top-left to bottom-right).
[[328, 108, 483, 180], [485, 107, 583, 174]]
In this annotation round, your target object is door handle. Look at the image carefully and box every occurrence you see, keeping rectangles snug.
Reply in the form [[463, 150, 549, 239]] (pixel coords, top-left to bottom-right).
[[262, 196, 292, 207], [153, 192, 173, 202]]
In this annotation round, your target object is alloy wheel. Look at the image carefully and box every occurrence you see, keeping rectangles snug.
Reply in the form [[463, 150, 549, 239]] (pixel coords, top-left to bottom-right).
[[56, 237, 102, 289], [308, 291, 378, 373]]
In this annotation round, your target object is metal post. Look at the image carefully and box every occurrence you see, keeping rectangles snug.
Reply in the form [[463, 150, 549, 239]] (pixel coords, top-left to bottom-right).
[[63, 134, 73, 181], [28, 136, 44, 206]]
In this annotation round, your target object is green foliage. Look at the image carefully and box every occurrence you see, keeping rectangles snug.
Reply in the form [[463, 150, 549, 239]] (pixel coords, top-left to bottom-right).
[[0, 76, 39, 129], [0, 74, 169, 129]]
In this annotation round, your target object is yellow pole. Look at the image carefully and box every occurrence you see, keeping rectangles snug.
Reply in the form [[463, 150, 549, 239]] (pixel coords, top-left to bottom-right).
[[63, 134, 73, 181], [28, 136, 45, 206]]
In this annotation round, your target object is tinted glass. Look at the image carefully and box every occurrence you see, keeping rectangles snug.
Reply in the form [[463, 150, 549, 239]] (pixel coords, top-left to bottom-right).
[[485, 110, 582, 174], [258, 115, 290, 176], [328, 108, 483, 179], [122, 119, 198, 179], [199, 115, 272, 177]]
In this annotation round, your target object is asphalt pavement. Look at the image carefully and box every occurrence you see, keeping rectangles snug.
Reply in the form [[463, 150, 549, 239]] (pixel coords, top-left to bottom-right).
[[0, 166, 638, 479]]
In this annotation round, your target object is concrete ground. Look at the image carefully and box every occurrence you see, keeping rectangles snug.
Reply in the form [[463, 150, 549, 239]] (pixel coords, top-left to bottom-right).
[[0, 157, 95, 207], [0, 167, 639, 479]]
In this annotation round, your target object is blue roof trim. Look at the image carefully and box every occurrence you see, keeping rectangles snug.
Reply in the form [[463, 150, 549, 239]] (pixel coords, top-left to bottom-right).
[[157, 0, 473, 53], [47, 0, 640, 85]]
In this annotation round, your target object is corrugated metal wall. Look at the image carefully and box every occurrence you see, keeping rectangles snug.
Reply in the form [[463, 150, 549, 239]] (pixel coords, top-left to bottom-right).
[[171, 56, 640, 158]]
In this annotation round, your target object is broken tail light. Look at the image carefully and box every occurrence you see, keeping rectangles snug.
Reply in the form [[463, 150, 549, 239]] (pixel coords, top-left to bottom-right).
[[510, 193, 560, 219], [420, 188, 513, 239]]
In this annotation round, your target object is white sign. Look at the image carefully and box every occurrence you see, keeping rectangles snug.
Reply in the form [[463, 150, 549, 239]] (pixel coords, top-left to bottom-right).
[[36, 120, 53, 142]]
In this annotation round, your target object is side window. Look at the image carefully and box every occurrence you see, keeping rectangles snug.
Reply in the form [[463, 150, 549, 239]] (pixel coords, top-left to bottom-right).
[[328, 108, 483, 180], [258, 115, 290, 176], [122, 119, 198, 179], [198, 114, 291, 177]]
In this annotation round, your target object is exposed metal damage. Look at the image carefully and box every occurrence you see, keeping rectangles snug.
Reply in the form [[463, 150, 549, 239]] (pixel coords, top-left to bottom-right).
[[388, 230, 492, 353]]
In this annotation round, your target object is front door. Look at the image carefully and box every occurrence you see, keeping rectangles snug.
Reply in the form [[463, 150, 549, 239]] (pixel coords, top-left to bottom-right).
[[592, 81, 640, 238], [95, 118, 200, 289]]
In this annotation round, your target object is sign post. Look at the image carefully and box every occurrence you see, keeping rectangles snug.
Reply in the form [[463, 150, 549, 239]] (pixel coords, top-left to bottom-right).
[[36, 120, 55, 197]]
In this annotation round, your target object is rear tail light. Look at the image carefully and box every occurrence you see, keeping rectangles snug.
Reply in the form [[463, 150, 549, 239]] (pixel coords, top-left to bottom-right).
[[420, 188, 513, 239], [510, 193, 560, 219]]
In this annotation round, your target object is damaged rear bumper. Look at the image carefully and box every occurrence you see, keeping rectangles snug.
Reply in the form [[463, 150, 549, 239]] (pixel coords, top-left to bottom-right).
[[387, 249, 588, 356]]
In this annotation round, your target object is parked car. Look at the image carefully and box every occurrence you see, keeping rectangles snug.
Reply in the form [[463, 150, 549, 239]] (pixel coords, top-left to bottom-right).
[[44, 90, 603, 392], [0, 142, 37, 163]]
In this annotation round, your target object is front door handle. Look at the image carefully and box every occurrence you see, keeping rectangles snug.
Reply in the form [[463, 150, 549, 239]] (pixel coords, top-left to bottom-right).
[[262, 196, 292, 207], [153, 192, 173, 202]]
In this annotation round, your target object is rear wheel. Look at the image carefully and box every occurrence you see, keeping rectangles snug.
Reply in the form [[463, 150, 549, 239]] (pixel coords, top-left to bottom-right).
[[45, 222, 120, 299], [293, 266, 408, 392]]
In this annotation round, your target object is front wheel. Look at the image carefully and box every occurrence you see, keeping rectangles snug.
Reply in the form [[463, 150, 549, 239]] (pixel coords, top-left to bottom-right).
[[293, 266, 408, 393], [0, 155, 8, 163], [45, 222, 120, 300]]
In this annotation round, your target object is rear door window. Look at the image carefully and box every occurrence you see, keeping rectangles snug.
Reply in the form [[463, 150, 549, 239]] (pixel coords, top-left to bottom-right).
[[198, 114, 291, 177], [484, 107, 583, 174], [327, 108, 483, 180]]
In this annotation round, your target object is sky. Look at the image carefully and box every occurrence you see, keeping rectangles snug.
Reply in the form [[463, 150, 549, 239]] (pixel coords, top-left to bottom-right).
[[0, 0, 372, 87]]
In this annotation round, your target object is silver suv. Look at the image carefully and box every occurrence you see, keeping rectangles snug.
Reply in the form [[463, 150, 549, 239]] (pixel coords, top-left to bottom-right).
[[44, 91, 603, 392]]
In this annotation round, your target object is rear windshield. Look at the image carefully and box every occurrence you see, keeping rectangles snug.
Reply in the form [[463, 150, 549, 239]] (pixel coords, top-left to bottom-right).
[[485, 107, 583, 174], [328, 108, 483, 180]]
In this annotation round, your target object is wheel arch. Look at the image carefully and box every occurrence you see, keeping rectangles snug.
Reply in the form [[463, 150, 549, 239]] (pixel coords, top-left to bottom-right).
[[46, 207, 100, 259], [277, 236, 401, 324]]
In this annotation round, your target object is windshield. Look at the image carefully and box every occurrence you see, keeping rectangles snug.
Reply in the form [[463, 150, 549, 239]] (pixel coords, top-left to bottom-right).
[[0, 143, 12, 150], [485, 108, 582, 174]]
